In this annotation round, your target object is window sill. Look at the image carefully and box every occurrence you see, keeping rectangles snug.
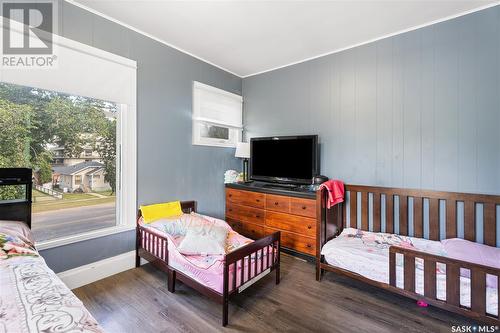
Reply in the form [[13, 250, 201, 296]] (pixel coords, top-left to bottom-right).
[[36, 225, 136, 251]]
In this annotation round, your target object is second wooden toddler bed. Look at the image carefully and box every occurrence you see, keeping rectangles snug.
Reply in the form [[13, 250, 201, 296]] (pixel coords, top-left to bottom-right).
[[316, 185, 500, 325], [136, 201, 280, 326]]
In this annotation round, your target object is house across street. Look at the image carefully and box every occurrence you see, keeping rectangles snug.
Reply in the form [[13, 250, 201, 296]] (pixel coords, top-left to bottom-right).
[[52, 161, 111, 193]]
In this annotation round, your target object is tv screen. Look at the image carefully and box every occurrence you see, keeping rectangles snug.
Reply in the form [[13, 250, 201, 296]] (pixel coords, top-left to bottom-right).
[[250, 135, 318, 184]]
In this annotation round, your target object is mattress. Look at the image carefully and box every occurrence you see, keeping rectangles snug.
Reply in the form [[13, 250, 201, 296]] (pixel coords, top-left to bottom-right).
[[0, 219, 33, 243], [321, 228, 498, 317], [141, 213, 274, 294], [0, 221, 103, 333]]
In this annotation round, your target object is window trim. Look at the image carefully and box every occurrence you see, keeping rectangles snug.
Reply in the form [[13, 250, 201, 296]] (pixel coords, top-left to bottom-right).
[[36, 102, 136, 250], [36, 225, 136, 251], [2, 31, 140, 250], [192, 81, 242, 148], [192, 120, 241, 148]]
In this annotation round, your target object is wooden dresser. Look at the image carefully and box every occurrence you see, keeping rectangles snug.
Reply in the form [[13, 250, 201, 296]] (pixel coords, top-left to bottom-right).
[[225, 183, 317, 257]]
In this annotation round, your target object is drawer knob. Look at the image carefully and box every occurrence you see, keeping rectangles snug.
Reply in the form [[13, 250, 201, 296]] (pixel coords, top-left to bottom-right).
[[229, 194, 232, 197], [302, 206, 307, 210], [256, 199, 260, 202], [229, 208, 233, 212], [307, 244, 312, 248], [307, 225, 312, 229], [275, 202, 279, 205], [256, 215, 260, 218]]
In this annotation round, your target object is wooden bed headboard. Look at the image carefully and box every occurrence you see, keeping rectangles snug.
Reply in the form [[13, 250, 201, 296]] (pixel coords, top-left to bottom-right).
[[318, 184, 500, 248], [0, 168, 33, 229]]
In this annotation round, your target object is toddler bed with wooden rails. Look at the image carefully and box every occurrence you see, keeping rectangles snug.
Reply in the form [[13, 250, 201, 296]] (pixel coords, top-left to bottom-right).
[[135, 200, 281, 326], [316, 184, 500, 325]]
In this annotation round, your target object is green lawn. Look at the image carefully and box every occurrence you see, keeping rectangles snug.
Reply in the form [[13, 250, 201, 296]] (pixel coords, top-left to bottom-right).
[[32, 189, 57, 203], [32, 190, 50, 198], [62, 192, 96, 200], [32, 189, 116, 213], [93, 190, 114, 196]]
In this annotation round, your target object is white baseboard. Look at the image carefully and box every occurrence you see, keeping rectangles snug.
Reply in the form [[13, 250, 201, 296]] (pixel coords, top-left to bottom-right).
[[58, 250, 137, 290]]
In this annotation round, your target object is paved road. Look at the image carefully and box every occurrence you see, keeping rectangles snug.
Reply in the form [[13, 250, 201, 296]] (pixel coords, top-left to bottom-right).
[[32, 202, 116, 242]]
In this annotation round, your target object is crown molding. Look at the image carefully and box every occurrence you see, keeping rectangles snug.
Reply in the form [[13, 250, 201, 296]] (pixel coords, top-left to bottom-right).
[[65, 0, 243, 77], [66, 0, 500, 79]]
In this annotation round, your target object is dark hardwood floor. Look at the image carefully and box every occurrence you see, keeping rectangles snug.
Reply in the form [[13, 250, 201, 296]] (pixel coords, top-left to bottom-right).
[[74, 253, 474, 333]]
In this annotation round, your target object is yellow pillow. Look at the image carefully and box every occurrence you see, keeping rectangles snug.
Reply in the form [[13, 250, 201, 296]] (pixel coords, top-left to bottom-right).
[[140, 201, 183, 223]]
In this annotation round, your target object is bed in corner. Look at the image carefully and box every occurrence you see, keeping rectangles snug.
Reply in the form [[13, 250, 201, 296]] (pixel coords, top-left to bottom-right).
[[0, 168, 103, 333], [316, 184, 500, 325], [136, 201, 281, 326]]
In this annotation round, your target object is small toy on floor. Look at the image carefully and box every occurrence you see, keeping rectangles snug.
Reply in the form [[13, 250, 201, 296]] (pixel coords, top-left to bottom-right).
[[417, 300, 428, 307]]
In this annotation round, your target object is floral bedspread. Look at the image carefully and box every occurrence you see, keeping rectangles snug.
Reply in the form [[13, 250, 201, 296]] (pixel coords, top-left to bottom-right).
[[0, 239, 103, 333]]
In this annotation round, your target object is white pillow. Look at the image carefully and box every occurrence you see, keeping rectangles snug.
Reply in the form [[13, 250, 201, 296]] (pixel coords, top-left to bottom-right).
[[177, 224, 229, 256]]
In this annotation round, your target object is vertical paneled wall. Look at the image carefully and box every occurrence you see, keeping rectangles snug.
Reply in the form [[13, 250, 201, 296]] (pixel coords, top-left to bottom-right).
[[59, 3, 241, 220], [243, 6, 500, 196], [40, 1, 241, 272]]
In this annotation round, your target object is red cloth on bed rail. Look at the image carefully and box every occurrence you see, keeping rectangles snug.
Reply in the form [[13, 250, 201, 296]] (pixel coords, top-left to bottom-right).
[[319, 180, 344, 209]]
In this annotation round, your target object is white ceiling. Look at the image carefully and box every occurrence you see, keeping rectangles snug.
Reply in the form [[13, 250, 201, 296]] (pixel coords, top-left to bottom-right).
[[71, 0, 499, 77]]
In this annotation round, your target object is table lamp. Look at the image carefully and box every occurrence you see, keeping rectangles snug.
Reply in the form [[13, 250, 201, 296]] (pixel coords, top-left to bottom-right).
[[235, 142, 250, 182]]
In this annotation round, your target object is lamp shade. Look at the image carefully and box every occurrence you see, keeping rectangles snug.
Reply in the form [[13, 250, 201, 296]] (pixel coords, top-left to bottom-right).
[[235, 142, 250, 158]]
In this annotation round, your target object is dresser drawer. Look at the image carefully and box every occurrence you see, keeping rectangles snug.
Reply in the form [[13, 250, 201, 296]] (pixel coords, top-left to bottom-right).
[[227, 218, 264, 240], [227, 218, 240, 231], [265, 194, 290, 213], [226, 203, 265, 225], [290, 197, 316, 218], [265, 211, 316, 237], [226, 188, 265, 209], [265, 227, 316, 255]]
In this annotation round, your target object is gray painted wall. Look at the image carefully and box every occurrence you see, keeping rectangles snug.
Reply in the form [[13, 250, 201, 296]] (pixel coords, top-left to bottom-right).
[[243, 6, 500, 196], [40, 1, 241, 272]]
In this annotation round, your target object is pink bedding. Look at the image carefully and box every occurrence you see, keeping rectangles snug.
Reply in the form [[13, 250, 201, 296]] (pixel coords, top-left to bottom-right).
[[0, 220, 34, 243], [140, 214, 274, 293], [442, 238, 500, 288]]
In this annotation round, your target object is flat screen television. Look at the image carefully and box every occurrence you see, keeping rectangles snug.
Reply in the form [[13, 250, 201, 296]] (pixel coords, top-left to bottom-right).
[[250, 135, 319, 185]]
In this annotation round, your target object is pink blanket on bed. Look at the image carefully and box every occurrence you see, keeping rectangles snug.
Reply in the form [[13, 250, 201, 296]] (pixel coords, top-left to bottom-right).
[[442, 238, 500, 288], [140, 213, 275, 293]]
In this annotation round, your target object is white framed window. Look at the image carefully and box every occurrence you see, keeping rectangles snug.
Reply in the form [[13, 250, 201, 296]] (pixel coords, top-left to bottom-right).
[[192, 81, 242, 148], [1, 18, 137, 250]]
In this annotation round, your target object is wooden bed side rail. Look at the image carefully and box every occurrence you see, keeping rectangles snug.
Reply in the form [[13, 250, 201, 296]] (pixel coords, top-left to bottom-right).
[[225, 231, 280, 264], [389, 246, 500, 320], [137, 225, 169, 263], [224, 231, 281, 294]]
